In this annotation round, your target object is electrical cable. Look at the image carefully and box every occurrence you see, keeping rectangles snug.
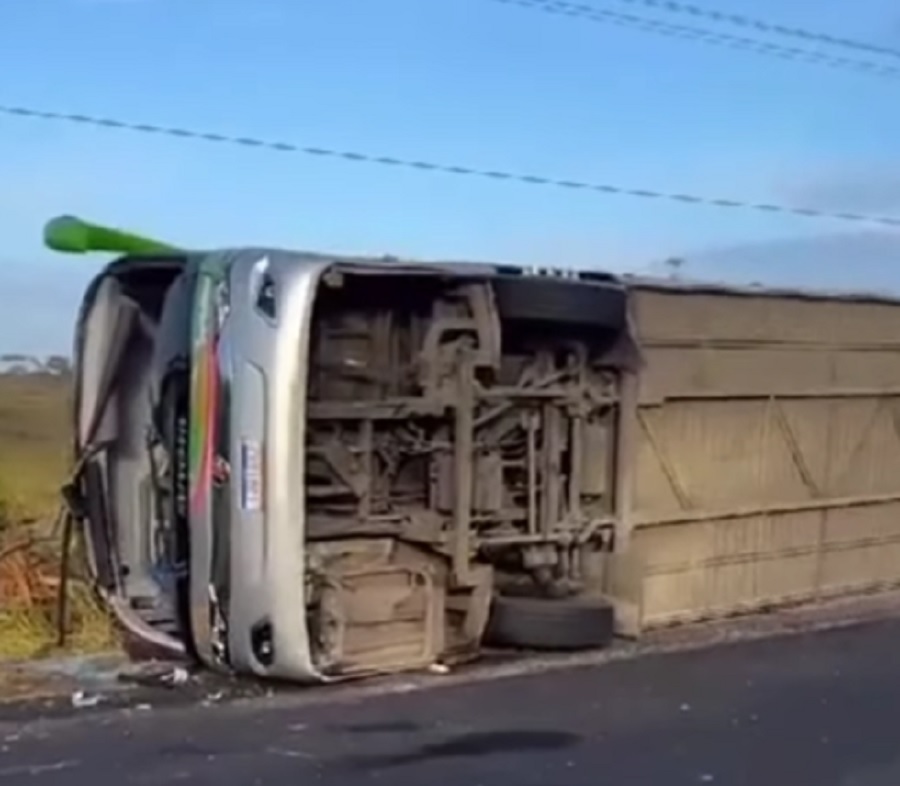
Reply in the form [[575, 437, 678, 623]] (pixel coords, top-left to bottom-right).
[[493, 0, 900, 82], [2, 102, 896, 227]]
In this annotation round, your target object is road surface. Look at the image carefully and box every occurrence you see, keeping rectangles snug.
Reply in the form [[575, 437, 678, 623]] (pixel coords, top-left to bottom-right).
[[2, 620, 900, 785]]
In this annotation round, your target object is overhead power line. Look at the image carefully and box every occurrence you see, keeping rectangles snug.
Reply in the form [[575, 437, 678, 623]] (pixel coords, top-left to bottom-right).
[[609, 0, 900, 62], [1, 102, 898, 228], [494, 0, 900, 82]]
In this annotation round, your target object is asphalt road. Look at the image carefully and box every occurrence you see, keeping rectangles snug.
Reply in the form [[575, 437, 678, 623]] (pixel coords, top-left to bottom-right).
[[3, 620, 900, 785]]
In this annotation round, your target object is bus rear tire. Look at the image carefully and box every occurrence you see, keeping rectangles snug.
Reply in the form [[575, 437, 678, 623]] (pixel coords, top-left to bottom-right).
[[484, 594, 615, 652]]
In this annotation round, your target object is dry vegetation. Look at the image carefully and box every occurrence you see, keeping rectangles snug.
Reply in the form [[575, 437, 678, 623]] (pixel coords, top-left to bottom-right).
[[0, 373, 118, 662]]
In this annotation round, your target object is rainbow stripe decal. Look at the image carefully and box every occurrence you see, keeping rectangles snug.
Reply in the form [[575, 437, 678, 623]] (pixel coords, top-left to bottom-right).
[[188, 267, 224, 517]]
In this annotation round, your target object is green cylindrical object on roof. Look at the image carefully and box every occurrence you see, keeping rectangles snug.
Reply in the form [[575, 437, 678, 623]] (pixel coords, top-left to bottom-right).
[[43, 215, 181, 255]]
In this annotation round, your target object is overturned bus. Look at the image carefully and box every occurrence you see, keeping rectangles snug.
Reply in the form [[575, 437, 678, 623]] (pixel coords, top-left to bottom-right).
[[55, 216, 900, 683]]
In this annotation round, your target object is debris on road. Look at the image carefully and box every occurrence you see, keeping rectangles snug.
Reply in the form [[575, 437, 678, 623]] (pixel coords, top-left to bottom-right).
[[70, 690, 102, 709], [162, 667, 190, 687]]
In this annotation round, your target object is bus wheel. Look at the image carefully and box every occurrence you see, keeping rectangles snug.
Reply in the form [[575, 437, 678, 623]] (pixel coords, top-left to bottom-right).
[[484, 595, 614, 651]]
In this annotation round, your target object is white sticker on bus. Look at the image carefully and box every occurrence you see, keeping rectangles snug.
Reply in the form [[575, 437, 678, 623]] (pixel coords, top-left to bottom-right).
[[240, 439, 263, 511]]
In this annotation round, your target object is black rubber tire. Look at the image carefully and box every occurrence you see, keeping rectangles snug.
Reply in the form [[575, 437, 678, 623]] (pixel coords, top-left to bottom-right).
[[484, 595, 615, 651], [491, 275, 626, 330]]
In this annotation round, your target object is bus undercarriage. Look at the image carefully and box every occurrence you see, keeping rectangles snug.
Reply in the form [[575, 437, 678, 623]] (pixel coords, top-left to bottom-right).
[[302, 267, 634, 674]]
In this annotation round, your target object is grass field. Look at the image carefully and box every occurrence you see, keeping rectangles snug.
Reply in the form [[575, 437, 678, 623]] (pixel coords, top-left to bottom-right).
[[0, 372, 118, 662], [0, 373, 70, 525]]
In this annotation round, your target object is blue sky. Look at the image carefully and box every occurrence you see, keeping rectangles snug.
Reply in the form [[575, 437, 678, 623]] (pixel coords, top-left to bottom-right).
[[2, 0, 900, 353]]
